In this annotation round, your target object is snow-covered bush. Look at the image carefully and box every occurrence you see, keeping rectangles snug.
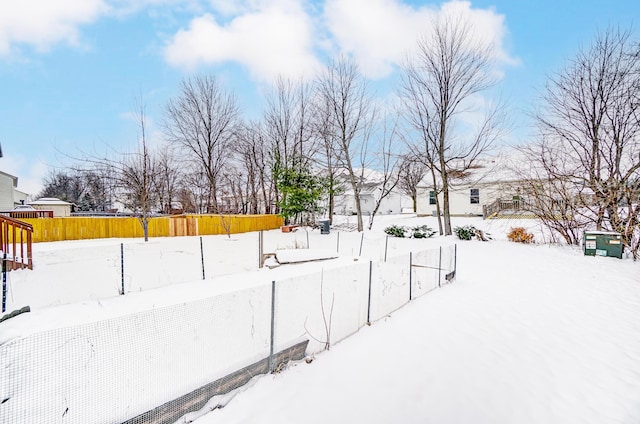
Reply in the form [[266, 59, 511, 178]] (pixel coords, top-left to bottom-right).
[[385, 224, 436, 239], [411, 225, 435, 239], [454, 225, 477, 241], [384, 225, 406, 238]]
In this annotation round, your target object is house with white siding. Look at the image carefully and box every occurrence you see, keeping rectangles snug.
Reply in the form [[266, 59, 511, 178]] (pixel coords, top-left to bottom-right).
[[415, 158, 522, 217], [332, 169, 412, 217], [0, 170, 29, 210]]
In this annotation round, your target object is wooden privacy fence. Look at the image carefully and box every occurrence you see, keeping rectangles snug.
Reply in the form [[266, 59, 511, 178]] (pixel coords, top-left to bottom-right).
[[19, 214, 284, 243]]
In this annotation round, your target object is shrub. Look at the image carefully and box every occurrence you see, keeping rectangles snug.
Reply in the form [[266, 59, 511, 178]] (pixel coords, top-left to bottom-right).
[[412, 225, 436, 239], [454, 225, 477, 241], [384, 225, 406, 238], [507, 227, 534, 244]]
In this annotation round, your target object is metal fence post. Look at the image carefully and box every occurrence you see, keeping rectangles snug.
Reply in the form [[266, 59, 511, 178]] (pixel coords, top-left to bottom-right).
[[2, 253, 6, 313], [409, 252, 413, 301], [306, 229, 310, 249], [359, 233, 364, 256], [367, 260, 373, 325], [269, 280, 276, 373], [336, 232, 340, 253], [258, 230, 264, 268], [438, 246, 442, 288], [120, 243, 125, 295], [454, 244, 457, 283], [384, 235, 389, 262], [200, 237, 205, 280]]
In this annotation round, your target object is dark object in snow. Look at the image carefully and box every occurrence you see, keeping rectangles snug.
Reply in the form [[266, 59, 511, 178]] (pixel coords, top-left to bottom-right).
[[122, 340, 309, 424], [0, 306, 31, 324]]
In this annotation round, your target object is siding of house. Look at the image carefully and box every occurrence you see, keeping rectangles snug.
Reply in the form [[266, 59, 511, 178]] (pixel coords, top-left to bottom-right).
[[0, 172, 15, 210], [416, 183, 507, 216]]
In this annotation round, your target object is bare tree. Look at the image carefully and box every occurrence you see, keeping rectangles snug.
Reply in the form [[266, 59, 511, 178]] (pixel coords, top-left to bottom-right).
[[529, 28, 640, 257], [120, 96, 157, 241], [263, 77, 318, 214], [314, 94, 344, 224], [163, 74, 240, 213], [317, 57, 376, 232], [400, 14, 501, 235], [154, 144, 182, 214], [367, 117, 401, 230], [71, 96, 158, 240], [397, 153, 427, 213]]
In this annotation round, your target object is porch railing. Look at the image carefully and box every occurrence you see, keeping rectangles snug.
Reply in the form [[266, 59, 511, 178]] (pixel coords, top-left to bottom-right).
[[483, 198, 526, 219], [0, 215, 33, 270]]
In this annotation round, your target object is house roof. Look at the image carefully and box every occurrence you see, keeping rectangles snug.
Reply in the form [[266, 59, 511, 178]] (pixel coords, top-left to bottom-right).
[[29, 197, 72, 206], [416, 154, 538, 188]]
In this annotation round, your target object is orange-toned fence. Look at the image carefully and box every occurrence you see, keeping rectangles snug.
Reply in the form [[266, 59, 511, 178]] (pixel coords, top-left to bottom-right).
[[0, 215, 33, 269], [19, 214, 284, 243]]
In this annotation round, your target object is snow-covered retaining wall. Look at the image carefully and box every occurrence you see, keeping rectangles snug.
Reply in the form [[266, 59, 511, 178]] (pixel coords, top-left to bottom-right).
[[0, 246, 455, 424]]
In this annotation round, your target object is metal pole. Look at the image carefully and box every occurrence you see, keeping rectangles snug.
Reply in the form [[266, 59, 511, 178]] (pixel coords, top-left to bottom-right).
[[367, 260, 373, 325], [438, 246, 442, 288], [384, 235, 389, 262], [409, 252, 413, 301], [120, 243, 125, 295], [2, 253, 6, 313], [306, 229, 310, 249], [200, 236, 205, 280], [359, 233, 364, 256], [269, 280, 276, 373], [454, 244, 457, 283], [336, 232, 340, 253], [258, 230, 264, 268]]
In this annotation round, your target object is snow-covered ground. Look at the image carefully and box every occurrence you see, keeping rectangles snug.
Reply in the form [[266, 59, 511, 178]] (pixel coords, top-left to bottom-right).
[[2, 215, 640, 424]]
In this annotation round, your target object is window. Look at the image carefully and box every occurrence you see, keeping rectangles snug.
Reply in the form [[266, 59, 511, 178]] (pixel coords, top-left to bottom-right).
[[470, 188, 480, 204], [429, 190, 436, 205]]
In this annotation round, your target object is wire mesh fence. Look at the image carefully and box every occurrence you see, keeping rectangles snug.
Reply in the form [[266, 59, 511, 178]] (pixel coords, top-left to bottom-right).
[[0, 244, 456, 424]]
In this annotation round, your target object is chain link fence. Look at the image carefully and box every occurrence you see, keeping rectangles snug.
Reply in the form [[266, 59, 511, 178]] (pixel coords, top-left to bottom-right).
[[0, 244, 456, 424]]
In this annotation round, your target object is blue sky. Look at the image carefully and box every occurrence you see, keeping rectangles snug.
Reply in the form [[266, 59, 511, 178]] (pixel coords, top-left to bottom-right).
[[1, 0, 639, 195]]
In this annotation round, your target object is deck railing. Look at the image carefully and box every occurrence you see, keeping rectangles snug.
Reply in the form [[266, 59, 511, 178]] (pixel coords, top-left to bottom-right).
[[483, 198, 527, 219], [0, 210, 54, 219], [0, 215, 33, 270]]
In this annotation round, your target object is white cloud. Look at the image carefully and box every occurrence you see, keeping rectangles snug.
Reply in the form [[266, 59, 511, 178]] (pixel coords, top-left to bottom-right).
[[163, 0, 321, 82], [0, 0, 108, 56], [2, 154, 48, 197], [323, 0, 518, 79]]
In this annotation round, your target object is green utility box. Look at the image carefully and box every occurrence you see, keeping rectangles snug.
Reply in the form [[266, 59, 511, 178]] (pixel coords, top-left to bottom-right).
[[583, 231, 623, 259]]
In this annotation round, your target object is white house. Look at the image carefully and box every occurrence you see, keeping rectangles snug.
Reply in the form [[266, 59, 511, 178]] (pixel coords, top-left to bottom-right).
[[416, 158, 522, 217], [333, 169, 412, 217], [335, 184, 410, 216], [0, 170, 29, 210]]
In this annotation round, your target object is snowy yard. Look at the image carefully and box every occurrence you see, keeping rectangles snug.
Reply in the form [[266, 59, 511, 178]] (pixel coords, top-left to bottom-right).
[[1, 215, 639, 424], [201, 233, 640, 424]]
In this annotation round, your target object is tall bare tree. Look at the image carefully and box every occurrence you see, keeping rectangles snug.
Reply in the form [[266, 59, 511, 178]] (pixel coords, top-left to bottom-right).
[[154, 144, 182, 214], [367, 117, 401, 230], [234, 122, 273, 214], [400, 14, 501, 235], [528, 28, 640, 257], [163, 74, 240, 213], [317, 57, 376, 232], [120, 96, 157, 241]]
